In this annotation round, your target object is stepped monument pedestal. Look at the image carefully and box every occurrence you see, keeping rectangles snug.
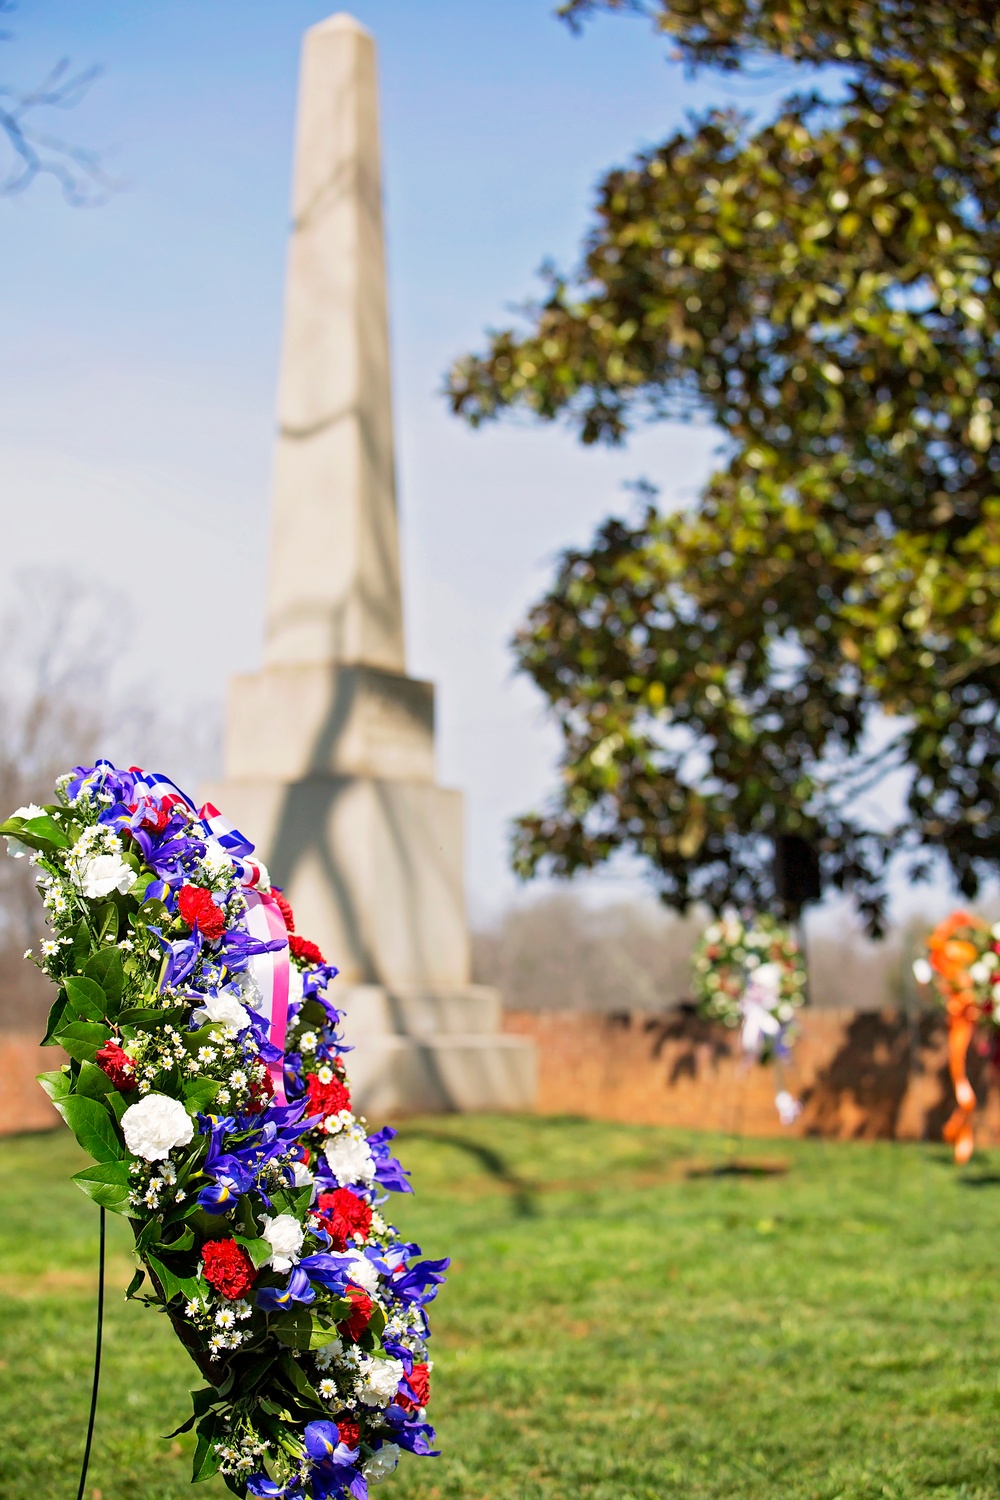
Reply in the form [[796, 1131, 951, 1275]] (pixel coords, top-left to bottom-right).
[[204, 13, 535, 1114]]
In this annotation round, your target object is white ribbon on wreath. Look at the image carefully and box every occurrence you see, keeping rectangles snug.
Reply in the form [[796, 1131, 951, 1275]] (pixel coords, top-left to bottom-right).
[[738, 961, 802, 1126]]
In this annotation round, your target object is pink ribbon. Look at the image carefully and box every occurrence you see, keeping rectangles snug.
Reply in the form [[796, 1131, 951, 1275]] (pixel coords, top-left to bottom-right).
[[243, 888, 291, 1105]]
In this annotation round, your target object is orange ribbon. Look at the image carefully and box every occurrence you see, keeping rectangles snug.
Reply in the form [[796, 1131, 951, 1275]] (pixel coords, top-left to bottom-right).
[[928, 912, 986, 1164], [942, 998, 979, 1165]]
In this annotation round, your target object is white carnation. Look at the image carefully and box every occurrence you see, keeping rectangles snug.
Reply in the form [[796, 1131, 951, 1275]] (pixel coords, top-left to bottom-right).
[[122, 1093, 194, 1161], [291, 1161, 314, 1188], [192, 991, 251, 1033], [344, 1252, 379, 1294], [752, 962, 782, 997], [262, 1212, 304, 1271], [79, 851, 137, 899], [324, 1130, 376, 1186], [363, 1444, 400, 1482], [358, 1356, 404, 1408]]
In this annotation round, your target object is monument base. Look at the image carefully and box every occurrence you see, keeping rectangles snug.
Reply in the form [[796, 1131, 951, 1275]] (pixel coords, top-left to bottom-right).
[[333, 982, 536, 1114], [200, 772, 470, 989]]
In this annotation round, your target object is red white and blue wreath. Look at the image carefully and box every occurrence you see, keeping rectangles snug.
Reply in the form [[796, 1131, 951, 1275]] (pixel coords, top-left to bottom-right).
[[692, 913, 806, 1126], [3, 759, 447, 1499]]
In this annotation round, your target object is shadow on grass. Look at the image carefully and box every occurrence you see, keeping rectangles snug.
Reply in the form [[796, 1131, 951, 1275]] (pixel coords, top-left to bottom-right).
[[957, 1172, 1000, 1188], [393, 1128, 539, 1217], [686, 1159, 790, 1179]]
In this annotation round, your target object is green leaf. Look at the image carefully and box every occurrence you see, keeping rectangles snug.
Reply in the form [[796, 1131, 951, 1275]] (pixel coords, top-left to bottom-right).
[[95, 903, 120, 945], [278, 1352, 321, 1404], [146, 1253, 202, 1307], [269, 1184, 313, 1221], [367, 1301, 387, 1340], [53, 1019, 108, 1064], [72, 1160, 131, 1214], [168, 1385, 223, 1444], [41, 992, 71, 1046], [76, 1060, 115, 1100], [84, 948, 124, 1011], [163, 1409, 198, 1439], [2, 812, 70, 850], [119, 1005, 189, 1030], [125, 1266, 146, 1300], [69, 920, 91, 970], [23, 812, 70, 847], [157, 1226, 195, 1254], [37, 1067, 72, 1103], [234, 1235, 272, 1269], [270, 1307, 314, 1350], [192, 1413, 223, 1483], [183, 1077, 221, 1114], [59, 1093, 122, 1162], [134, 1216, 166, 1253], [226, 1351, 274, 1396], [64, 976, 108, 1022], [309, 1322, 345, 1350], [104, 1089, 131, 1122]]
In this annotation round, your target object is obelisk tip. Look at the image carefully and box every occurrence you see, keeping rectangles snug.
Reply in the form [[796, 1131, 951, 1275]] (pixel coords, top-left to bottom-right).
[[307, 12, 373, 42]]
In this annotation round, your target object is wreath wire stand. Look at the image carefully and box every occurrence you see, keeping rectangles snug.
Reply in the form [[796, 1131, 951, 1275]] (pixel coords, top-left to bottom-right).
[[721, 1060, 750, 1171], [76, 1206, 105, 1500]]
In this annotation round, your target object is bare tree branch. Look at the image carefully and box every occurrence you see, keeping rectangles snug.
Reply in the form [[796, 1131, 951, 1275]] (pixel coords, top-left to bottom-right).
[[0, 4, 118, 205]]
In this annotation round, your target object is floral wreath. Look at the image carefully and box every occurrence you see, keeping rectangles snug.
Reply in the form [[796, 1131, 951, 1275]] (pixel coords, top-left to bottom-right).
[[917, 910, 1000, 1164], [2, 760, 447, 1499], [692, 912, 806, 1125]]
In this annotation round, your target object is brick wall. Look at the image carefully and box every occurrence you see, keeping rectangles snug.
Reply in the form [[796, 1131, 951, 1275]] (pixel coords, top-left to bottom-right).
[[2, 1008, 998, 1142], [502, 1007, 1000, 1143], [0, 1033, 61, 1135]]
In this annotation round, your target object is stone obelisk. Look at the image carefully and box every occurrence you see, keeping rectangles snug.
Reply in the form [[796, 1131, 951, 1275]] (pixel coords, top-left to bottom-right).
[[204, 13, 535, 1114]]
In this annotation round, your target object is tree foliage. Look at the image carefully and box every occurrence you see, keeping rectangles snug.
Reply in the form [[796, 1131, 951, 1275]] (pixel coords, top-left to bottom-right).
[[448, 0, 1000, 929]]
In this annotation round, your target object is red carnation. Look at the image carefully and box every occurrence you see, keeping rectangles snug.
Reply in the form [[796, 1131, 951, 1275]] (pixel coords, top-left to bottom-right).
[[201, 1239, 257, 1300], [317, 1187, 372, 1251], [95, 1039, 136, 1091], [338, 1284, 373, 1341], [306, 1071, 351, 1122], [177, 883, 227, 941], [127, 800, 170, 833], [245, 1069, 275, 1115], [289, 933, 325, 966], [397, 1362, 430, 1413], [272, 890, 295, 932], [337, 1419, 360, 1449]]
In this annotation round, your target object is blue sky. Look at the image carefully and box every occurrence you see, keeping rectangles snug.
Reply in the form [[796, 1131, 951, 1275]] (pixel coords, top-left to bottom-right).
[[2, 1, 898, 921]]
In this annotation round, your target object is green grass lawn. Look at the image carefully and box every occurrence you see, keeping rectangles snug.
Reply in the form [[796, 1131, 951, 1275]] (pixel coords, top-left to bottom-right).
[[3, 1118, 1000, 1500]]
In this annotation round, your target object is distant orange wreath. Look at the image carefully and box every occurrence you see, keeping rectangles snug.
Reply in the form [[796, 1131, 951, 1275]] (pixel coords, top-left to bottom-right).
[[925, 912, 996, 1164]]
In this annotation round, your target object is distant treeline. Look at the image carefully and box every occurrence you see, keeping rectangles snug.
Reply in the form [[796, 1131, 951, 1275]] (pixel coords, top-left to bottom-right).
[[473, 892, 974, 1016]]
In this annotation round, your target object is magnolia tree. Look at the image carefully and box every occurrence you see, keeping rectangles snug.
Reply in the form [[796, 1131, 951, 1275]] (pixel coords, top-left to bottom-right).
[[448, 0, 1000, 931]]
